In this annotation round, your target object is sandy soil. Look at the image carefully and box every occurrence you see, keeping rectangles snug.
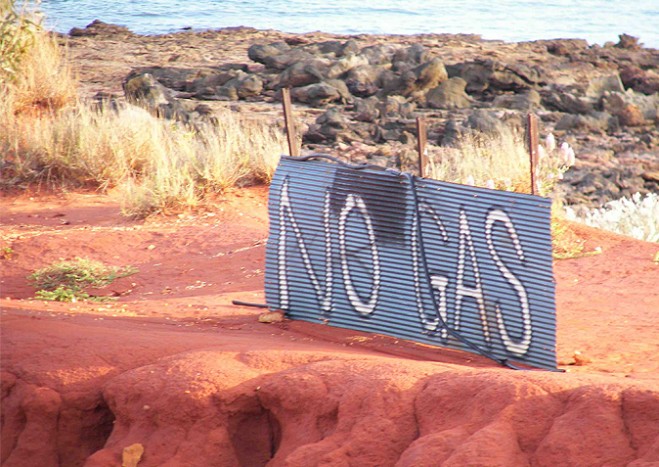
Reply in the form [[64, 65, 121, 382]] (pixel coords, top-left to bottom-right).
[[1, 186, 658, 466]]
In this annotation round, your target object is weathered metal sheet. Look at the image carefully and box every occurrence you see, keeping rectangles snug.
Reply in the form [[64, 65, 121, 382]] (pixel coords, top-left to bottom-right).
[[265, 156, 557, 370]]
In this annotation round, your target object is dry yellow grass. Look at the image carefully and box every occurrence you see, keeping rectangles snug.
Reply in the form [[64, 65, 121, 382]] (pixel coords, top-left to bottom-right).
[[1, 1, 287, 218], [426, 127, 532, 193]]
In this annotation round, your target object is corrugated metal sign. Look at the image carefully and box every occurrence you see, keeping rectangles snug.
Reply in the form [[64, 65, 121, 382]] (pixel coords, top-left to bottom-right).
[[264, 155, 557, 370]]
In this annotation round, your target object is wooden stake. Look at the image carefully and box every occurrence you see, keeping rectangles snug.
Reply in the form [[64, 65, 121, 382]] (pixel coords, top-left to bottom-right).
[[416, 116, 428, 178], [526, 113, 539, 195], [281, 88, 299, 157]]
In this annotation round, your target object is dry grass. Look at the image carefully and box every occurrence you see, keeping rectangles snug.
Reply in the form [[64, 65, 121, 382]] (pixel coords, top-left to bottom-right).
[[1, 1, 287, 218], [427, 128, 532, 193], [426, 127, 573, 199], [426, 128, 583, 257]]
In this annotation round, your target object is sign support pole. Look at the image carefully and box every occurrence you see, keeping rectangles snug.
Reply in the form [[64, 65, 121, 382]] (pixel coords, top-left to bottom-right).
[[416, 116, 428, 178], [282, 88, 299, 157], [526, 113, 539, 195]]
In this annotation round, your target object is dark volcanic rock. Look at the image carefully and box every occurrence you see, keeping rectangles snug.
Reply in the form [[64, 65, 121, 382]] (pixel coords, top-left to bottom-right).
[[492, 89, 541, 111], [447, 59, 541, 94], [291, 82, 342, 106], [123, 72, 188, 121], [619, 65, 659, 95], [403, 58, 449, 96], [344, 64, 381, 95], [264, 50, 317, 71], [425, 77, 471, 109], [554, 112, 611, 132], [275, 60, 327, 89], [69, 20, 133, 37], [541, 87, 595, 114], [247, 42, 291, 65], [352, 97, 380, 122], [615, 34, 642, 51], [112, 33, 658, 209]]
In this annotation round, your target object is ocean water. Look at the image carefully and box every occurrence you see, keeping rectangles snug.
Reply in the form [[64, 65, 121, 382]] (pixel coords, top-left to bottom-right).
[[35, 0, 659, 48]]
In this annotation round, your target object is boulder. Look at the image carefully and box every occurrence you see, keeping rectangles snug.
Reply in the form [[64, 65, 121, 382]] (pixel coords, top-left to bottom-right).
[[619, 65, 659, 95], [585, 73, 625, 99], [213, 71, 264, 101], [541, 87, 594, 114], [425, 77, 471, 109], [69, 19, 133, 37], [263, 50, 316, 71], [554, 112, 612, 132], [392, 44, 432, 71], [466, 109, 508, 135], [615, 34, 642, 50], [316, 107, 348, 128], [324, 79, 353, 104], [360, 44, 398, 66], [123, 72, 188, 121], [275, 60, 328, 89], [302, 40, 358, 58], [234, 75, 264, 99], [381, 96, 416, 119], [544, 39, 589, 56], [378, 69, 414, 95], [129, 66, 215, 92], [291, 82, 342, 106], [447, 60, 540, 94], [326, 54, 370, 80], [440, 119, 470, 146], [403, 58, 449, 96], [344, 65, 381, 97], [492, 89, 541, 111], [247, 42, 291, 65], [305, 107, 353, 143], [352, 97, 380, 122], [187, 69, 244, 98], [602, 91, 658, 125]]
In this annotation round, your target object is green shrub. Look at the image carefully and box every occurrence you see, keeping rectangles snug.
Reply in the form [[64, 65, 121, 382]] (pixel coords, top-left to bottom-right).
[[29, 257, 138, 302]]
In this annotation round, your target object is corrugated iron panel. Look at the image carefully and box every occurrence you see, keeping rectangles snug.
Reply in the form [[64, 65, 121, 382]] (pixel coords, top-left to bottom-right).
[[264, 156, 557, 370]]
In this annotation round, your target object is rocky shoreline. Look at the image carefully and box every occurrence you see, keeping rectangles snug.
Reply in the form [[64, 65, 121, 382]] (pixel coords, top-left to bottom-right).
[[62, 21, 659, 209]]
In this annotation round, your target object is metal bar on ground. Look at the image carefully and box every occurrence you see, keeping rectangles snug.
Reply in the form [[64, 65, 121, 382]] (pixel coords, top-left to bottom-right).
[[416, 116, 428, 178], [526, 113, 539, 195], [281, 88, 299, 157]]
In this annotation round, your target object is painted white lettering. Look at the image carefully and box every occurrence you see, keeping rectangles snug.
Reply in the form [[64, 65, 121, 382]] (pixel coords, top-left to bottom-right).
[[456, 209, 490, 343], [412, 202, 450, 332], [485, 209, 531, 355], [430, 275, 450, 339], [277, 179, 333, 312], [338, 194, 381, 315]]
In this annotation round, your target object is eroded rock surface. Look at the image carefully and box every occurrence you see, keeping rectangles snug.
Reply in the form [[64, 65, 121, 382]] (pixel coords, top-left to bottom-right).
[[3, 342, 659, 467]]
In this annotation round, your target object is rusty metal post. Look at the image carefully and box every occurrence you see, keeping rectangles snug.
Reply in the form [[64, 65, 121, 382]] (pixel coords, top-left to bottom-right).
[[281, 88, 299, 157], [416, 116, 428, 178], [526, 113, 539, 195]]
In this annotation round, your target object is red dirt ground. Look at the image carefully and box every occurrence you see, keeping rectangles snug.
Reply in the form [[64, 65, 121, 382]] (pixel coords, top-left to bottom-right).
[[1, 186, 658, 466]]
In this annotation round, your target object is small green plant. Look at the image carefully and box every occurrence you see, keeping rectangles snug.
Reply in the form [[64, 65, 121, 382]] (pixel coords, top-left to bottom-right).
[[29, 257, 137, 302], [35, 285, 90, 302], [1, 246, 14, 259]]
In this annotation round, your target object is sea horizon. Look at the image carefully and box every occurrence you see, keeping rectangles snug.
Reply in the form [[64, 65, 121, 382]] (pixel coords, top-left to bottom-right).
[[35, 0, 659, 49]]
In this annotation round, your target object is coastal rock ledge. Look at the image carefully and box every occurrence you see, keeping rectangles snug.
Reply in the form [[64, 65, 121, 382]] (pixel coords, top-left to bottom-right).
[[64, 21, 659, 208]]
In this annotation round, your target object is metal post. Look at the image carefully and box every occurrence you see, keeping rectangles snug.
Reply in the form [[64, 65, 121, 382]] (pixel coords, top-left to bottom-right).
[[526, 113, 539, 195], [416, 116, 428, 178], [281, 88, 299, 157]]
